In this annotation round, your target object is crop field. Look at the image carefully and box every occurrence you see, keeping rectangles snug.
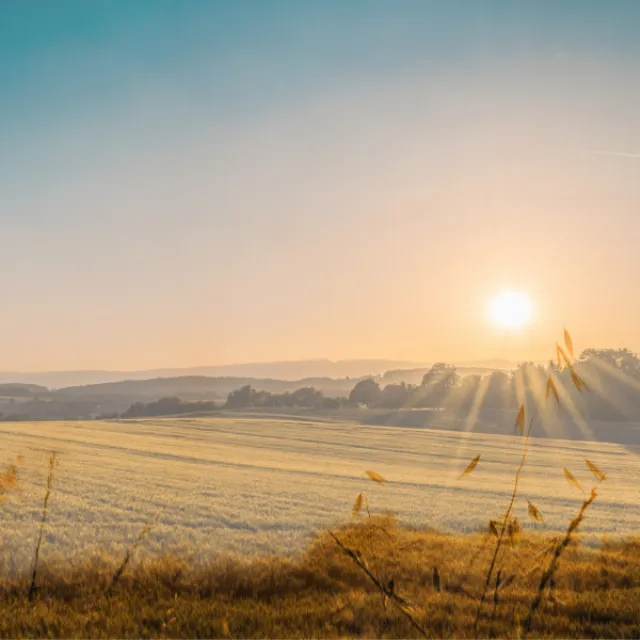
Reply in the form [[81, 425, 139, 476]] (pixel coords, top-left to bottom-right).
[[0, 416, 638, 573]]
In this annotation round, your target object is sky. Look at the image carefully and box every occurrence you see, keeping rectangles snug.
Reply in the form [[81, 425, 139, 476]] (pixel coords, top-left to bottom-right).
[[1, 0, 640, 371]]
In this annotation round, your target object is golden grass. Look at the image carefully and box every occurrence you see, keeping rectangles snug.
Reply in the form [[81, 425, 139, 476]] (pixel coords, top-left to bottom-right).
[[0, 517, 637, 638]]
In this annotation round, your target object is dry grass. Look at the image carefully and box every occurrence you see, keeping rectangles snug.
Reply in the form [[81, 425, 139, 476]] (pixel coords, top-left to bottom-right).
[[0, 517, 637, 638]]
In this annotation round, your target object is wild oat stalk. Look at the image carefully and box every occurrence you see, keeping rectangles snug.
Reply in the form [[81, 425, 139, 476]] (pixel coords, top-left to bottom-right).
[[523, 487, 598, 631], [362, 494, 387, 597], [106, 512, 158, 594], [328, 530, 428, 638], [487, 569, 502, 633], [473, 413, 534, 630], [28, 452, 57, 600]]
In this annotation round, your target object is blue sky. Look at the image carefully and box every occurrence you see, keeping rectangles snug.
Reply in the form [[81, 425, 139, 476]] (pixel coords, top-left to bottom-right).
[[1, 1, 640, 369]]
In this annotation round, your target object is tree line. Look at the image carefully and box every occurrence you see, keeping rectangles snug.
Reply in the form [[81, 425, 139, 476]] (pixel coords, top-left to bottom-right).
[[121, 348, 640, 421], [6, 347, 640, 421], [348, 348, 640, 421], [122, 397, 219, 418], [122, 385, 347, 417]]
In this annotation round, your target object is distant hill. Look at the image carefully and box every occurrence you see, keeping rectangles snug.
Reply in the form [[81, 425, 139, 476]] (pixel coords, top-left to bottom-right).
[[0, 383, 49, 397], [57, 376, 358, 401], [0, 359, 510, 421], [457, 359, 520, 370], [0, 359, 427, 389], [0, 375, 366, 421]]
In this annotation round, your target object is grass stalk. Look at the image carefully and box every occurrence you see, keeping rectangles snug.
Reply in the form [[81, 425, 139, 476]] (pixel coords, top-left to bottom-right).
[[329, 530, 428, 638], [524, 487, 598, 631], [106, 513, 157, 595], [28, 452, 57, 601], [473, 416, 534, 630]]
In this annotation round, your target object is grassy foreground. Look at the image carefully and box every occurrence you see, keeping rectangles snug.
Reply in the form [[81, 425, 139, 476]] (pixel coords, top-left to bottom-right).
[[0, 517, 638, 638]]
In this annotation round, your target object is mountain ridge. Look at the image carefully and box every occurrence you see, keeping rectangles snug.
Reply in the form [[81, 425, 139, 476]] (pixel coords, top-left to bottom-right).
[[0, 357, 524, 389], [0, 359, 431, 388]]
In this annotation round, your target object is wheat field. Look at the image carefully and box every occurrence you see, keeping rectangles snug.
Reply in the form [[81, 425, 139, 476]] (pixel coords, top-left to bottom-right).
[[0, 416, 637, 574]]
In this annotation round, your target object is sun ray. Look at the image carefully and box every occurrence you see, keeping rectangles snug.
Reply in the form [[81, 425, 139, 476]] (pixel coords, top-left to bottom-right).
[[523, 365, 565, 440], [448, 374, 490, 482], [588, 356, 640, 392], [462, 375, 491, 434], [582, 357, 640, 419], [551, 373, 596, 442]]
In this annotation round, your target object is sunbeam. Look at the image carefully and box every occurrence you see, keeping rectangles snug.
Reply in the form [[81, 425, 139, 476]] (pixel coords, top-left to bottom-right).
[[448, 374, 491, 483]]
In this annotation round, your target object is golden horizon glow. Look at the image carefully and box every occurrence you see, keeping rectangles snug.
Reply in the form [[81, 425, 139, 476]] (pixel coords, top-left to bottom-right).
[[489, 291, 534, 330]]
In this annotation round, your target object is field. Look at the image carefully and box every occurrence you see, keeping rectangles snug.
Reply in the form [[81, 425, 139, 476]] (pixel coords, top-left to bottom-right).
[[1, 415, 638, 574]]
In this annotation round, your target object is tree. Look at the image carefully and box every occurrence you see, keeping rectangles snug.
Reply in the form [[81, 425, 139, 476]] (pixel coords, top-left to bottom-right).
[[455, 374, 482, 413], [349, 378, 382, 406], [378, 382, 415, 408], [290, 387, 324, 408], [580, 348, 640, 379], [484, 370, 514, 408], [417, 363, 459, 408], [224, 385, 258, 409], [420, 363, 459, 389], [122, 396, 218, 417], [321, 396, 344, 409]]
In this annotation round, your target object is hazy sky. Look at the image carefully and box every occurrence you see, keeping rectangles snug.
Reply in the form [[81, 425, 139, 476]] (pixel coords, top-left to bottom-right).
[[2, 1, 640, 370]]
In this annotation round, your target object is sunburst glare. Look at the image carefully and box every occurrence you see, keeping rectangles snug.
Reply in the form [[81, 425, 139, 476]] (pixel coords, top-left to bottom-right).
[[490, 291, 533, 329]]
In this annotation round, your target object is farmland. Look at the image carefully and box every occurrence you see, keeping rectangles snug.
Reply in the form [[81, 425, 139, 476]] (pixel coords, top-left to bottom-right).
[[0, 415, 637, 574]]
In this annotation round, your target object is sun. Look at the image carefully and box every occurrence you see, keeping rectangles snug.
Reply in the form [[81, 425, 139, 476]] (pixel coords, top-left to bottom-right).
[[489, 291, 533, 329]]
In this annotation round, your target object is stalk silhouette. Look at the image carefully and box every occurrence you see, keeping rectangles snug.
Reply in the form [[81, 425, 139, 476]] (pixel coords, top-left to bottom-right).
[[524, 487, 599, 631], [473, 414, 534, 630], [28, 453, 57, 600], [106, 513, 158, 594], [329, 530, 428, 638]]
